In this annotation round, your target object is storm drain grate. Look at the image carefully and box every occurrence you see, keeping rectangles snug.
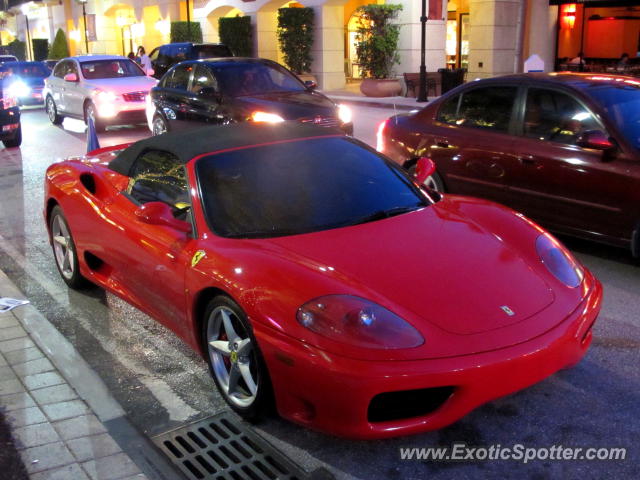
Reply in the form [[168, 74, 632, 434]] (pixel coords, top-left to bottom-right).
[[152, 413, 309, 480]]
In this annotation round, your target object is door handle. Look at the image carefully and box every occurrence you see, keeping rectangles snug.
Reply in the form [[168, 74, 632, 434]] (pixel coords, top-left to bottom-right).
[[436, 141, 452, 149]]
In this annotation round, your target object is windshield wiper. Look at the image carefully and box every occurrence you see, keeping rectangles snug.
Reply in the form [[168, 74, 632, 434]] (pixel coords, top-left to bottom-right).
[[350, 205, 423, 227]]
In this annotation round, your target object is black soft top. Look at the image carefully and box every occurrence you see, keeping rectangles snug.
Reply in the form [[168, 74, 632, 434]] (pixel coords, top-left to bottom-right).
[[108, 122, 343, 176]]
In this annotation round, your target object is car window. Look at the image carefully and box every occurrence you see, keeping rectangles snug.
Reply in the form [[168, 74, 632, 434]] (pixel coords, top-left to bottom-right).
[[80, 59, 144, 79], [454, 86, 517, 133], [53, 60, 67, 78], [168, 44, 190, 62], [437, 94, 461, 124], [127, 150, 189, 209], [190, 65, 217, 94], [524, 88, 604, 145], [0, 62, 49, 78], [149, 48, 159, 62], [209, 61, 305, 97], [165, 64, 193, 91]]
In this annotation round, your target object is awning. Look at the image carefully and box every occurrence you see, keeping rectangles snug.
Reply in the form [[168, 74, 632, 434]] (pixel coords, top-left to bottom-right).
[[550, 0, 640, 6]]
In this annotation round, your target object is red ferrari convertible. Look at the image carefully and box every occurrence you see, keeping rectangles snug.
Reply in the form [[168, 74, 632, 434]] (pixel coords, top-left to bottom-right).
[[44, 123, 602, 439]]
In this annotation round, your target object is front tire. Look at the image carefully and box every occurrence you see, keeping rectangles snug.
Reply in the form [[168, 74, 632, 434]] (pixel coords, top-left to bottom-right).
[[49, 206, 87, 289], [152, 114, 168, 136], [2, 124, 21, 148], [84, 102, 106, 133], [46, 96, 63, 125], [203, 295, 273, 420]]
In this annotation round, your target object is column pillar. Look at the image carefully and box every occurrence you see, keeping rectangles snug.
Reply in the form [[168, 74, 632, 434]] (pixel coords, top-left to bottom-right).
[[309, 4, 345, 90]]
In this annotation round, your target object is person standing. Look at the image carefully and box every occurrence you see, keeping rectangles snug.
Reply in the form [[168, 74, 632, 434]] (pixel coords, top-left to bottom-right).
[[137, 46, 152, 73]]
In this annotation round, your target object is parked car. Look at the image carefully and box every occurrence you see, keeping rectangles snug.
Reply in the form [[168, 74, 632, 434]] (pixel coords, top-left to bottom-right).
[[0, 55, 18, 64], [44, 122, 601, 439], [0, 61, 50, 106], [379, 73, 640, 256], [147, 58, 353, 135], [0, 78, 21, 148], [149, 42, 233, 79], [43, 54, 157, 131]]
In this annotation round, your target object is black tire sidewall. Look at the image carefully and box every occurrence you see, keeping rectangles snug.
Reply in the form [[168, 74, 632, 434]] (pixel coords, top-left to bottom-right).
[[49, 206, 85, 289], [46, 96, 62, 125]]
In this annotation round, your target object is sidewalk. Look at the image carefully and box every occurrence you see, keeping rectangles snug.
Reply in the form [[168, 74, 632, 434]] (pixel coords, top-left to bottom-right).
[[0, 269, 150, 480], [321, 81, 433, 111]]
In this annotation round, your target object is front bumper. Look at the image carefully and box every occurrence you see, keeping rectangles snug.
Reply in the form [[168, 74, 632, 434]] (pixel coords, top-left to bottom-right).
[[0, 106, 20, 139], [257, 274, 602, 439]]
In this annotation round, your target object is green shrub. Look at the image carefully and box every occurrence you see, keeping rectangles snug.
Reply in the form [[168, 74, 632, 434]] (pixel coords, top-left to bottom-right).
[[355, 4, 403, 79], [7, 39, 26, 61], [170, 21, 203, 43], [32, 39, 49, 61], [219, 16, 253, 57], [277, 8, 313, 74], [48, 29, 70, 59]]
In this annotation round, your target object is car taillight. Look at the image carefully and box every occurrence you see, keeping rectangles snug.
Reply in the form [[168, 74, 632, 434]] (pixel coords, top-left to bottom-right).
[[376, 118, 389, 152], [1, 96, 17, 109]]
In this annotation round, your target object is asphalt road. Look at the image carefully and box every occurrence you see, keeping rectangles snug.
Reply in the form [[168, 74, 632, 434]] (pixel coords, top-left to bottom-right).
[[0, 107, 638, 480]]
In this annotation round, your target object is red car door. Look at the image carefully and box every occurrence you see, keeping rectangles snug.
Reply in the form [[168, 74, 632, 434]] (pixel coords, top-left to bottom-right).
[[504, 86, 635, 244]]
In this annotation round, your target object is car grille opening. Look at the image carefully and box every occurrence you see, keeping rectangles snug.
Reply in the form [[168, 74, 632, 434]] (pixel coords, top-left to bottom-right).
[[299, 116, 340, 128], [368, 386, 455, 423], [123, 91, 146, 102]]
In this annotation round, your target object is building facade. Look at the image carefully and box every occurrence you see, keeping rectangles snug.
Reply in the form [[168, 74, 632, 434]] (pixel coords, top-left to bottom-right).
[[1, 1, 638, 90]]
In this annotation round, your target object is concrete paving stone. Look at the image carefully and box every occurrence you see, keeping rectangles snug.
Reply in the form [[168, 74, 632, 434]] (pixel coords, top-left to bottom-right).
[[0, 391, 36, 411], [13, 422, 61, 449], [4, 346, 45, 365], [67, 433, 122, 462], [30, 463, 90, 480], [0, 377, 25, 395], [82, 452, 141, 480], [0, 315, 20, 329], [20, 441, 75, 474], [13, 357, 55, 378], [43, 399, 90, 422], [23, 371, 65, 390], [5, 406, 47, 427], [0, 364, 18, 381], [0, 336, 36, 353], [0, 352, 7, 366], [0, 325, 27, 341], [53, 414, 107, 441], [119, 475, 148, 480], [31, 384, 78, 405]]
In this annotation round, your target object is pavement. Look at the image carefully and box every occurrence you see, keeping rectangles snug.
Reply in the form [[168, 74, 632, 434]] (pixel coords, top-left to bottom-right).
[[0, 267, 176, 480]]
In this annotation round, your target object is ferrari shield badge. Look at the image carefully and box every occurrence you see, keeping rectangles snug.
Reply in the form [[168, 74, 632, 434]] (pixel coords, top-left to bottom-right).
[[191, 250, 206, 268]]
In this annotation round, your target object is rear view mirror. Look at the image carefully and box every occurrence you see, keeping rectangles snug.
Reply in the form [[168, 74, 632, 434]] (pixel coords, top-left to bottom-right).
[[414, 157, 436, 185], [577, 130, 614, 150], [134, 201, 192, 233], [63, 72, 78, 82]]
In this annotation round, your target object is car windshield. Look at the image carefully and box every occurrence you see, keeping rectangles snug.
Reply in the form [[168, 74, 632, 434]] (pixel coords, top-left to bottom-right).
[[208, 61, 305, 97], [587, 83, 640, 150], [0, 62, 49, 78], [196, 137, 430, 238], [80, 59, 145, 79]]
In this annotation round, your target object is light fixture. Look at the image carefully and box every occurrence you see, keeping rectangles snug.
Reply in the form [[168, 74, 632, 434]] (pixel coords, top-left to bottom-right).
[[562, 4, 577, 30], [69, 29, 81, 42], [155, 19, 170, 36]]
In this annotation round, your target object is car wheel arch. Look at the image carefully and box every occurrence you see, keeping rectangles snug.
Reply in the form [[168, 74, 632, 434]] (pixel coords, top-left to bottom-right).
[[192, 286, 238, 357], [45, 198, 60, 237]]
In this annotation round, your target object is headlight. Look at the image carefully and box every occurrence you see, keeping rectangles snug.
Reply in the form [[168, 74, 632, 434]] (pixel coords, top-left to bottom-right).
[[251, 111, 284, 123], [297, 295, 424, 349], [94, 90, 118, 103], [337, 104, 352, 124], [8, 81, 30, 98], [536, 233, 584, 287]]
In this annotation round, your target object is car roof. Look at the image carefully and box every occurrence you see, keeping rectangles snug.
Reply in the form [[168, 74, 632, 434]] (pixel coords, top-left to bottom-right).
[[469, 72, 640, 89], [109, 122, 343, 176], [65, 55, 128, 62]]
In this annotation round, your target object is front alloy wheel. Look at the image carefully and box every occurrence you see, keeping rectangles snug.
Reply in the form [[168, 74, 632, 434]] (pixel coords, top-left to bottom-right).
[[204, 296, 271, 419], [46, 96, 62, 125], [49, 206, 86, 289], [152, 114, 168, 136]]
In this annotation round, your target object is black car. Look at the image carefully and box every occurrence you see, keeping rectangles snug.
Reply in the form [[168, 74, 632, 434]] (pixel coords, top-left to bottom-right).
[[149, 42, 233, 79], [0, 61, 50, 106], [0, 79, 22, 148], [148, 58, 353, 135]]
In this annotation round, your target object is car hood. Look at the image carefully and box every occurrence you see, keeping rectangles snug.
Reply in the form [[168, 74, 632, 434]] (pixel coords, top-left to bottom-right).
[[266, 198, 556, 337], [230, 91, 336, 119], [83, 76, 157, 94]]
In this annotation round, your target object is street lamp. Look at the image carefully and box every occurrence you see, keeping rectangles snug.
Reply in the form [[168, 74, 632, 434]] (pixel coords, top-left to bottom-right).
[[20, 4, 31, 61], [76, 0, 89, 54], [417, 0, 428, 102]]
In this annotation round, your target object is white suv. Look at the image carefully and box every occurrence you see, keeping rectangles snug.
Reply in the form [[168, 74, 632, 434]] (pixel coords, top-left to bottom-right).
[[44, 55, 157, 131]]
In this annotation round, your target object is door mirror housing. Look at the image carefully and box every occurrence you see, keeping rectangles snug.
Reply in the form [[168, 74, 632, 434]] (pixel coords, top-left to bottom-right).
[[63, 72, 78, 83], [414, 157, 437, 185], [134, 201, 192, 233], [304, 80, 318, 91], [577, 130, 614, 151]]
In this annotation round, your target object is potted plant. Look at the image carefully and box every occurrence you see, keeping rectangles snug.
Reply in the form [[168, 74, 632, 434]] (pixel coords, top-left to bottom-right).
[[355, 4, 403, 97], [277, 7, 315, 84]]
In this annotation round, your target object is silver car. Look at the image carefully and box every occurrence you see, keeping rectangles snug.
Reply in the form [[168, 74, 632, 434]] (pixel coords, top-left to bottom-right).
[[44, 55, 157, 131]]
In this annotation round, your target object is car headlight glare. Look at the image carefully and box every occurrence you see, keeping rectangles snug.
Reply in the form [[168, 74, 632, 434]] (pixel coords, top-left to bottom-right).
[[251, 111, 284, 123], [8, 81, 30, 98], [536, 233, 584, 288], [297, 295, 424, 349], [94, 90, 118, 103], [337, 104, 352, 124]]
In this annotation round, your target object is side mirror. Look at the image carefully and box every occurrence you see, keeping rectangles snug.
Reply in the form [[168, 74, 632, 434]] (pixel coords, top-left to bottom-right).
[[414, 157, 436, 185], [134, 201, 192, 234], [304, 80, 317, 91], [577, 130, 614, 151], [63, 72, 78, 82]]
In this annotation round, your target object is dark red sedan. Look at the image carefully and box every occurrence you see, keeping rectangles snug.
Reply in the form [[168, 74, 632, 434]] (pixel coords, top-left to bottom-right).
[[378, 73, 640, 256]]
